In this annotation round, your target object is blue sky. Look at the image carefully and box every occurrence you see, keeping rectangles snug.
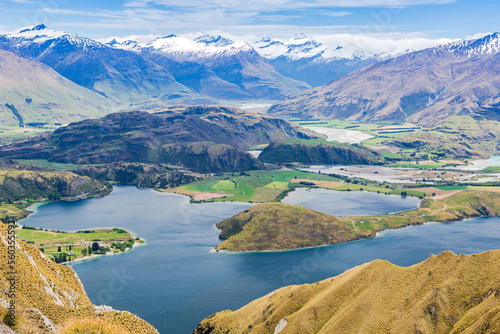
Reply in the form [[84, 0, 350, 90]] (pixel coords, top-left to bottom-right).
[[0, 0, 497, 42]]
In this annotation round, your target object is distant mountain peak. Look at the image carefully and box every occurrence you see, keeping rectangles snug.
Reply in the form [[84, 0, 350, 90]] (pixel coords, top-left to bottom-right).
[[19, 24, 47, 33]]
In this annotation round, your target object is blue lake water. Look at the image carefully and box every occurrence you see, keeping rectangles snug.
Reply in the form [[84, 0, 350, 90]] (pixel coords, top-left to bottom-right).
[[20, 186, 500, 334], [282, 187, 420, 216]]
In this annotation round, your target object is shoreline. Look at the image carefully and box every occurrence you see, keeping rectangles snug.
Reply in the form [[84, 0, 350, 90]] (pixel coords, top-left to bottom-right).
[[66, 241, 146, 266], [215, 214, 492, 253]]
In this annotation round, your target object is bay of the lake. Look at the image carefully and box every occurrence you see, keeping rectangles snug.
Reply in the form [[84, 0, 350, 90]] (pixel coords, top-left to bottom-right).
[[20, 186, 500, 333]]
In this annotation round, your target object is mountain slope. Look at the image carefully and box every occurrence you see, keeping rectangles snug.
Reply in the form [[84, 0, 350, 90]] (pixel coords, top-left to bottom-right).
[[270, 33, 500, 126], [0, 106, 319, 173], [193, 249, 500, 333], [0, 221, 158, 333], [110, 35, 311, 100], [0, 25, 190, 105], [0, 49, 111, 127]]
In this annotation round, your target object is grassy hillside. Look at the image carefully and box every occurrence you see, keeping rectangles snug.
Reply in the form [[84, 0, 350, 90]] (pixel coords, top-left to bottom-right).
[[216, 190, 500, 251], [193, 249, 500, 333], [385, 117, 500, 159], [0, 49, 112, 127], [216, 203, 356, 251], [0, 222, 158, 333]]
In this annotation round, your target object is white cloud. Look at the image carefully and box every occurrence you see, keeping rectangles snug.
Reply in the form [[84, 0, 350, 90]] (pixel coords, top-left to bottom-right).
[[7, 0, 33, 3], [124, 0, 456, 10]]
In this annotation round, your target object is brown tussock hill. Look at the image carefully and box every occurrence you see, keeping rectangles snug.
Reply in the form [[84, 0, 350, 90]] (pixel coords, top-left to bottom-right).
[[216, 203, 356, 251], [0, 222, 158, 334], [194, 250, 500, 333]]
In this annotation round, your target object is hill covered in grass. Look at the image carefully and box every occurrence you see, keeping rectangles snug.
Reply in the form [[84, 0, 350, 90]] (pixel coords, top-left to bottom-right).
[[216, 202, 356, 251], [194, 249, 500, 333], [0, 222, 158, 333], [258, 140, 381, 165], [216, 190, 500, 251], [0, 106, 319, 173], [0, 49, 111, 127]]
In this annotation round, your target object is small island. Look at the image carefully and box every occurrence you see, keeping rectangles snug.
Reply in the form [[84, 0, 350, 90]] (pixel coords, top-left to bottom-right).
[[16, 226, 144, 263], [216, 190, 500, 251]]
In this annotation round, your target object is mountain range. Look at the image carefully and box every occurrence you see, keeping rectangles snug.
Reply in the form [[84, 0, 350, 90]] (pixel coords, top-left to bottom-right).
[[1, 25, 499, 129], [269, 33, 500, 126], [107, 34, 310, 100], [0, 25, 192, 106], [252, 33, 383, 86], [0, 25, 311, 109]]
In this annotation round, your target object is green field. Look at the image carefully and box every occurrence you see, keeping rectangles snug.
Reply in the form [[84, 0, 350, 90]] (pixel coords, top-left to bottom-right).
[[435, 185, 469, 191], [263, 181, 289, 190], [173, 169, 436, 203], [16, 159, 86, 171], [180, 179, 220, 192], [16, 227, 143, 263], [466, 186, 500, 192], [16, 227, 133, 245], [212, 180, 238, 191], [175, 170, 345, 203]]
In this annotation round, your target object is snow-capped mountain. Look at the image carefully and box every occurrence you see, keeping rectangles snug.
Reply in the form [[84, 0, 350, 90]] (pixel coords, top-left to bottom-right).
[[7, 24, 103, 50], [145, 34, 255, 61], [108, 34, 310, 100], [0, 25, 189, 104], [269, 32, 500, 126], [447, 32, 500, 57], [252, 33, 386, 86], [254, 33, 327, 61]]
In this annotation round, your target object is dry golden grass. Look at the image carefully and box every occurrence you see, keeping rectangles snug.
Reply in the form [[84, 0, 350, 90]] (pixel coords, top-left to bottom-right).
[[0, 222, 158, 334], [216, 203, 356, 251], [194, 250, 500, 334], [57, 318, 130, 334]]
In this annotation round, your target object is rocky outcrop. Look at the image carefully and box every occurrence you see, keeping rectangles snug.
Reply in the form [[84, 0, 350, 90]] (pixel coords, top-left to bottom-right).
[[0, 106, 318, 173], [258, 140, 381, 165], [74, 163, 199, 188]]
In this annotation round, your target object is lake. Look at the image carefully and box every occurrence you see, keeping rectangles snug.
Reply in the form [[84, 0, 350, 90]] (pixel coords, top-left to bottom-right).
[[20, 186, 500, 333], [451, 155, 500, 171], [282, 188, 420, 216]]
